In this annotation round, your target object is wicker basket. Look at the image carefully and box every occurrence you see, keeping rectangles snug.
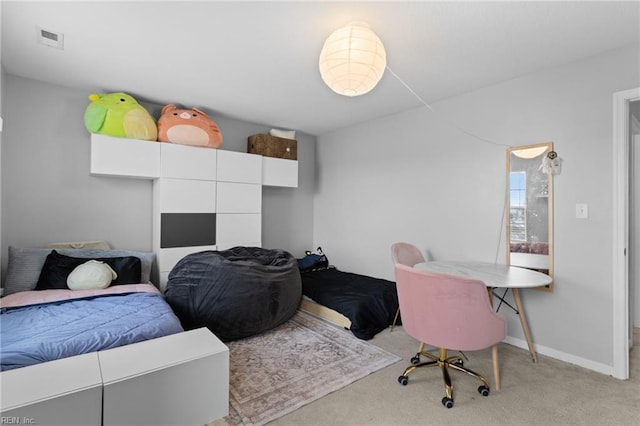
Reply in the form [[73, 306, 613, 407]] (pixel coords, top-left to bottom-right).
[[247, 134, 297, 160]]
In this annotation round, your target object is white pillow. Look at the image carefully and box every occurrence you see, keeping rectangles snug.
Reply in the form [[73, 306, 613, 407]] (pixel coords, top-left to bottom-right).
[[269, 128, 296, 140], [67, 260, 118, 290]]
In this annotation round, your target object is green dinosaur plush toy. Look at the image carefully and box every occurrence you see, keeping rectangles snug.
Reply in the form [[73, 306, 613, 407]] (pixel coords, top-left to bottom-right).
[[84, 92, 158, 141]]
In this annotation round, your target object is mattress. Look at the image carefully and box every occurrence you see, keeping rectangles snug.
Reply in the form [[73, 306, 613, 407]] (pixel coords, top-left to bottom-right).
[[0, 284, 184, 371], [301, 268, 399, 340]]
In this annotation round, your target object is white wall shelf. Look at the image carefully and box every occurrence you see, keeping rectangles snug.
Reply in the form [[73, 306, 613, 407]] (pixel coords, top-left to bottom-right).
[[90, 133, 297, 187], [90, 134, 160, 179]]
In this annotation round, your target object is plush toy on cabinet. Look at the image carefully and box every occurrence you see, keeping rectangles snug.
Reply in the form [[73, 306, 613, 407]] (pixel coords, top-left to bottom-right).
[[84, 92, 158, 141], [157, 104, 223, 148]]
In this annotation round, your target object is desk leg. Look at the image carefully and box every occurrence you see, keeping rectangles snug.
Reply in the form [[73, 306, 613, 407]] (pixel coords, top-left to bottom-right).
[[492, 344, 501, 391], [512, 288, 537, 363]]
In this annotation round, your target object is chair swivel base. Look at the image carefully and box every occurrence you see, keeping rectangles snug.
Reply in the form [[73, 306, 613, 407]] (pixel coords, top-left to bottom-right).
[[397, 348, 491, 408], [410, 348, 467, 366]]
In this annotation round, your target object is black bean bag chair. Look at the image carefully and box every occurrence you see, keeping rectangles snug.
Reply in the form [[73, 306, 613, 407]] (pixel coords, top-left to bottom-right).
[[165, 246, 302, 341]]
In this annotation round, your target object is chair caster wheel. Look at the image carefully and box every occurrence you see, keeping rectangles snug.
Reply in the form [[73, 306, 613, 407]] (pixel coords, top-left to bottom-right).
[[478, 385, 490, 396], [410, 356, 420, 365], [442, 397, 454, 408], [398, 376, 408, 386], [453, 358, 464, 366]]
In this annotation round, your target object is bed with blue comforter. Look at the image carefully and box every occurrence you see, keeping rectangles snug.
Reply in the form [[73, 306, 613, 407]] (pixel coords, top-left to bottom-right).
[[0, 284, 184, 371]]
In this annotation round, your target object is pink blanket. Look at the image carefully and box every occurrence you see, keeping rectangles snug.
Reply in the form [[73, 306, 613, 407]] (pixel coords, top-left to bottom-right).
[[0, 283, 161, 309]]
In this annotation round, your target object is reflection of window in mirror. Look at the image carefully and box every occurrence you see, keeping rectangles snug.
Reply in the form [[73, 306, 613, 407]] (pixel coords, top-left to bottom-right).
[[506, 142, 554, 291], [510, 171, 527, 241]]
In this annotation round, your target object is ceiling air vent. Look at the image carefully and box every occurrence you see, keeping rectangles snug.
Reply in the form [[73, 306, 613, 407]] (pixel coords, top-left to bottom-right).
[[37, 27, 64, 50]]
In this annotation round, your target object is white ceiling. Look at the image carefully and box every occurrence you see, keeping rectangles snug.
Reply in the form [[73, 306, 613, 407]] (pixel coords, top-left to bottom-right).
[[2, 1, 639, 136]]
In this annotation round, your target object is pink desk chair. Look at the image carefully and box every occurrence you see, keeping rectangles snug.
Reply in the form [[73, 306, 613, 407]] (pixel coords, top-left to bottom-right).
[[391, 242, 425, 268], [391, 242, 426, 355], [390, 242, 425, 331], [394, 263, 506, 408]]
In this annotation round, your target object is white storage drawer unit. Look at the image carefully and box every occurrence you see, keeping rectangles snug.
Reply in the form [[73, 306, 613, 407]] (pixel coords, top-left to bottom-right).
[[90, 134, 297, 286], [262, 156, 298, 187], [216, 213, 261, 248], [156, 178, 216, 213], [0, 353, 103, 426], [160, 143, 217, 181], [156, 244, 217, 291], [216, 150, 262, 183], [217, 181, 261, 213], [0, 330, 230, 426], [99, 328, 229, 426]]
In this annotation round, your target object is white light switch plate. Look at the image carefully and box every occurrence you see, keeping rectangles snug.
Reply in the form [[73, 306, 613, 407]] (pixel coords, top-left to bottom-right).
[[576, 203, 589, 219]]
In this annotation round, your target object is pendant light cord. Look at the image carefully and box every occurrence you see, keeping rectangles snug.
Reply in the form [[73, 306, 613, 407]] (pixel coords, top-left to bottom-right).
[[385, 65, 511, 149], [385, 65, 510, 264]]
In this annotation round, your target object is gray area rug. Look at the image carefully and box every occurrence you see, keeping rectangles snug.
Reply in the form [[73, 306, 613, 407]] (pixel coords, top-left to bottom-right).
[[210, 310, 401, 426]]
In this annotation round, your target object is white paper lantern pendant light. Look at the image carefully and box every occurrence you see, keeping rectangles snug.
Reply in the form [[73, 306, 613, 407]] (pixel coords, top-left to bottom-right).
[[319, 22, 387, 97]]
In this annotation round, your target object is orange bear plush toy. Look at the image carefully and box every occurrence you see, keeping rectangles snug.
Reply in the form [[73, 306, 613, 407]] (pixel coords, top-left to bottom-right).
[[157, 104, 223, 148]]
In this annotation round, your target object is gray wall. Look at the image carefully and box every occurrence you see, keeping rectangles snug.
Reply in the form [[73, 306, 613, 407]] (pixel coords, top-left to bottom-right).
[[314, 44, 639, 370], [0, 75, 315, 279], [0, 1, 4, 285]]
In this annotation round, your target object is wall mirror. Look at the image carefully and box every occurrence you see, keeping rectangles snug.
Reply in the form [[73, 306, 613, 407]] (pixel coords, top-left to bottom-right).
[[506, 142, 554, 291]]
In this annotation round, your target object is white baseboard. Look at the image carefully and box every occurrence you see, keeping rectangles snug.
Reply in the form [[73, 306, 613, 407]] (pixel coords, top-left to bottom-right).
[[503, 336, 615, 377]]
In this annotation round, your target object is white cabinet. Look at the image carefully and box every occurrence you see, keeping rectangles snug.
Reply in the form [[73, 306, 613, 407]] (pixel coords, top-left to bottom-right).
[[90, 134, 161, 179], [152, 147, 264, 289], [156, 245, 217, 291], [0, 331, 229, 426], [0, 353, 103, 426], [90, 134, 298, 187], [217, 150, 262, 183], [155, 178, 216, 213], [262, 156, 298, 187], [160, 143, 217, 180], [216, 213, 261, 248], [99, 328, 229, 426], [217, 182, 261, 213], [89, 135, 297, 290]]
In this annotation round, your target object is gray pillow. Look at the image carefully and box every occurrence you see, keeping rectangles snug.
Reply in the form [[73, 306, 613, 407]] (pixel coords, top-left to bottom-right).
[[3, 246, 155, 296]]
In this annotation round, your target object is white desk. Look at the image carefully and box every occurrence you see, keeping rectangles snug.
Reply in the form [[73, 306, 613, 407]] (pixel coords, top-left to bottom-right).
[[414, 260, 552, 363]]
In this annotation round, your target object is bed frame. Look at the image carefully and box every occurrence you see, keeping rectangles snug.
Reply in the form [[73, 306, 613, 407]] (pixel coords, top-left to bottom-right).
[[0, 328, 229, 425], [298, 267, 400, 340], [299, 298, 351, 329]]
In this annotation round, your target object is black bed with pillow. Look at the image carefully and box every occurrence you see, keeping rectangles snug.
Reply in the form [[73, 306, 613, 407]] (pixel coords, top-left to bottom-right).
[[300, 266, 400, 340]]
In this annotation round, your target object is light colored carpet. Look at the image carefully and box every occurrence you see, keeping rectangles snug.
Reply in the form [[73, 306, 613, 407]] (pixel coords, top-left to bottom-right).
[[272, 326, 640, 425], [210, 310, 401, 426]]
